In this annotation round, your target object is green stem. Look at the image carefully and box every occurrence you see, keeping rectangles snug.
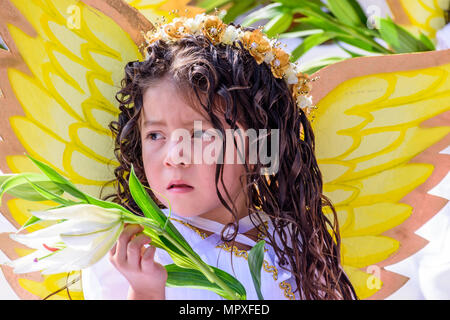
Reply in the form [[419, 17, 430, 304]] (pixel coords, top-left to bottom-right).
[[337, 24, 393, 54], [123, 213, 241, 300], [158, 228, 240, 300], [293, 7, 393, 54]]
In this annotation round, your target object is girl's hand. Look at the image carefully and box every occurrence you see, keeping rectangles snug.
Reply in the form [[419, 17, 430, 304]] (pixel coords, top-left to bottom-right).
[[109, 224, 168, 300]]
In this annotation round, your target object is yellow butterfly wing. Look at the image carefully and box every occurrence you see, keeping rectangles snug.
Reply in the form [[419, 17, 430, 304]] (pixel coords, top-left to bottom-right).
[[0, 0, 153, 299], [387, 0, 449, 39], [312, 49, 450, 299], [125, 0, 205, 23]]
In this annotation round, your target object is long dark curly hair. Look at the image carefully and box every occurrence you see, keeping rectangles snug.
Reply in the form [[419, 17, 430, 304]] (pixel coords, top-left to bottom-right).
[[102, 23, 357, 300]]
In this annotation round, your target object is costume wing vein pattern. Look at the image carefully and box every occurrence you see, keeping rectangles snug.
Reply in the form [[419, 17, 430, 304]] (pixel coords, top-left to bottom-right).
[[314, 52, 450, 299], [0, 0, 143, 299]]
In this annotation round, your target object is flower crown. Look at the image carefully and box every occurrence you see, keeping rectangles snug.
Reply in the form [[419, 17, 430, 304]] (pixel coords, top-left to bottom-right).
[[142, 11, 319, 126]]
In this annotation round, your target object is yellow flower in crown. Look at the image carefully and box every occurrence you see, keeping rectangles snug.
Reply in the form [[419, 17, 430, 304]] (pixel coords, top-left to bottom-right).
[[270, 47, 291, 79], [164, 19, 191, 40], [144, 28, 162, 45], [292, 72, 312, 100], [241, 29, 272, 64], [201, 15, 226, 45]]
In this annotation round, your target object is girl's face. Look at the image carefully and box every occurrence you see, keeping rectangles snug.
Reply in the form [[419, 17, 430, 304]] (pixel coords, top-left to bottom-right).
[[139, 77, 249, 224]]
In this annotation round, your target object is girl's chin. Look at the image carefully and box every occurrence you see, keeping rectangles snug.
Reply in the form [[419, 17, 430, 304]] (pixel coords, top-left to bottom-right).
[[166, 204, 208, 217]]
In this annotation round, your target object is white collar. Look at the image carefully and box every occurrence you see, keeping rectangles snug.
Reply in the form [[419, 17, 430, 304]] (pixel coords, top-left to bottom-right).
[[163, 209, 270, 248]]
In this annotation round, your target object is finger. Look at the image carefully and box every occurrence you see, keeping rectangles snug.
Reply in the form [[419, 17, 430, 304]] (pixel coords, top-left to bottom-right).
[[109, 243, 117, 256], [127, 233, 152, 268], [116, 224, 143, 263], [141, 245, 157, 271]]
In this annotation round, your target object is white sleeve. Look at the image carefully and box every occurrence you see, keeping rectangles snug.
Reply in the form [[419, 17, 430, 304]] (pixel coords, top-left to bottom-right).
[[81, 254, 129, 300], [81, 247, 217, 300]]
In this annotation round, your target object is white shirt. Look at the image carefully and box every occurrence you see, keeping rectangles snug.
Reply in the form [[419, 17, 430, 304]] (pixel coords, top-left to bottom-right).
[[82, 208, 300, 300]]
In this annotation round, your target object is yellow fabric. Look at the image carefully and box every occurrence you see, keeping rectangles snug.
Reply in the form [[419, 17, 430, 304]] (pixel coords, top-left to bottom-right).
[[396, 0, 449, 39], [3, 0, 142, 300], [314, 63, 450, 298]]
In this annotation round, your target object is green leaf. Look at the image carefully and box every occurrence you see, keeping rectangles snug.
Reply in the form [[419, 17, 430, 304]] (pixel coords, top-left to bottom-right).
[[277, 0, 323, 9], [248, 240, 265, 300], [295, 16, 385, 53], [24, 155, 133, 213], [141, 226, 200, 270], [295, 16, 377, 45], [128, 165, 166, 224], [23, 177, 78, 206], [419, 32, 436, 50], [290, 32, 336, 61], [0, 173, 64, 204], [18, 202, 71, 232], [377, 16, 429, 52], [221, 0, 257, 24], [264, 11, 293, 38], [166, 264, 246, 300], [0, 37, 7, 50], [326, 0, 367, 27], [18, 215, 42, 232], [295, 16, 343, 34], [298, 56, 348, 75], [279, 29, 323, 39], [128, 164, 201, 262], [291, 1, 336, 22], [25, 155, 90, 202], [197, 0, 232, 12], [0, 174, 12, 186], [334, 34, 381, 53], [240, 3, 284, 27], [335, 41, 365, 57]]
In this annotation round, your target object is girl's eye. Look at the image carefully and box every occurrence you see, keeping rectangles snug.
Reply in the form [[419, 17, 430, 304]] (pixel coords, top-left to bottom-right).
[[146, 130, 214, 141], [146, 132, 163, 141], [193, 130, 213, 140]]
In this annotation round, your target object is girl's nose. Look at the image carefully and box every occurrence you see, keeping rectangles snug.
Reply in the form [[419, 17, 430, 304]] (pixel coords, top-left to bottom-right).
[[163, 135, 191, 168]]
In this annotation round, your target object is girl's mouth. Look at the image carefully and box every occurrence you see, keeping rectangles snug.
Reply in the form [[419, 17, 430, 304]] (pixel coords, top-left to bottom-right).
[[167, 184, 194, 193]]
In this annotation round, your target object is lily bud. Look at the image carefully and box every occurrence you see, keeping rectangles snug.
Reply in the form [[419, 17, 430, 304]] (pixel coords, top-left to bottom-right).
[[4, 204, 124, 275]]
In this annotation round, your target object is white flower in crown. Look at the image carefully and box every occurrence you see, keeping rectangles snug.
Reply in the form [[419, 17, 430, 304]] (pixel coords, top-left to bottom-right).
[[4, 204, 124, 274], [283, 64, 298, 85], [222, 25, 240, 45], [297, 94, 314, 109], [184, 13, 206, 34], [159, 26, 171, 42], [263, 39, 276, 64], [263, 51, 274, 64]]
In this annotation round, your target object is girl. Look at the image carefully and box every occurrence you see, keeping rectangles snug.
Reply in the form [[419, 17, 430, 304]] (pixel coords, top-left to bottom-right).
[[88, 13, 357, 300]]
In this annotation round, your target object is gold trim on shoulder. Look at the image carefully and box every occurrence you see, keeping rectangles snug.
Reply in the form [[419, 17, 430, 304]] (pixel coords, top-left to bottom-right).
[[170, 217, 294, 299]]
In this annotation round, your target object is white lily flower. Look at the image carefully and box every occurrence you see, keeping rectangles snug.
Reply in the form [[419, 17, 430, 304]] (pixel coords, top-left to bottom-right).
[[4, 204, 124, 275], [436, 23, 450, 50]]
